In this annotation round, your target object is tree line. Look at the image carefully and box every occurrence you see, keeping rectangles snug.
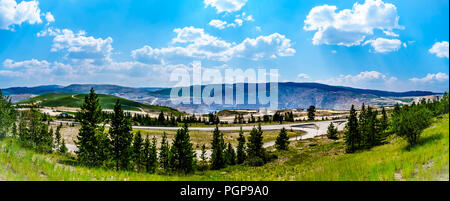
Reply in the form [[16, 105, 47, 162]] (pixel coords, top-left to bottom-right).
[[343, 93, 449, 153], [73, 89, 293, 173]]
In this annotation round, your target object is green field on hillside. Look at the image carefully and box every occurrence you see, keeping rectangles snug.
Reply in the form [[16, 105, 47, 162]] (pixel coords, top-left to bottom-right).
[[16, 93, 182, 115], [0, 115, 448, 181]]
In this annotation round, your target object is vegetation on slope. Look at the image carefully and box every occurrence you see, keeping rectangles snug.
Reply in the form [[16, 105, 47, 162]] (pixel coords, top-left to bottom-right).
[[16, 93, 182, 115], [0, 115, 447, 181]]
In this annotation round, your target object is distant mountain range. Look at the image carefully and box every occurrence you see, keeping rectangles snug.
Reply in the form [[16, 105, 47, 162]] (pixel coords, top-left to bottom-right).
[[1, 83, 440, 113]]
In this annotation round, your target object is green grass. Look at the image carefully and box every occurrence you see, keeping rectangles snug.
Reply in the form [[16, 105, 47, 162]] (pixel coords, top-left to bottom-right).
[[16, 93, 183, 115], [1, 115, 448, 181]]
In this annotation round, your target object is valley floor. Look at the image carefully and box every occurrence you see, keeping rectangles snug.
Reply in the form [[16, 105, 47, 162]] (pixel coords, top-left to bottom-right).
[[0, 115, 448, 181]]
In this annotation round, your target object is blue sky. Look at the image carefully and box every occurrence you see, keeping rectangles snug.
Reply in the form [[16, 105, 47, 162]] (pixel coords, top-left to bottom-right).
[[0, 0, 448, 92]]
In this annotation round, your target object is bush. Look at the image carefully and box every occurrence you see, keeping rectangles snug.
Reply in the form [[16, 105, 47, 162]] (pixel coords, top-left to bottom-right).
[[244, 156, 264, 166]]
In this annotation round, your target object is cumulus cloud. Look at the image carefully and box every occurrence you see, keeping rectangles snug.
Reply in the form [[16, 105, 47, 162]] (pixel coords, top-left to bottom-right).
[[363, 38, 402, 53], [204, 0, 247, 13], [132, 26, 295, 63], [304, 0, 403, 46], [209, 19, 227, 29], [44, 12, 54, 24], [233, 33, 296, 60], [0, 0, 43, 30], [37, 28, 114, 65], [429, 41, 449, 59], [410, 73, 449, 83]]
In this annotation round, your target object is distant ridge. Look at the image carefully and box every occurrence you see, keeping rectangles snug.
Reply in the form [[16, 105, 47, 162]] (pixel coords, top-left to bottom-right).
[[1, 82, 440, 113]]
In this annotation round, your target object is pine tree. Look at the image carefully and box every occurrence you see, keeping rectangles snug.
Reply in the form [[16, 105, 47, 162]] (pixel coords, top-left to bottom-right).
[[59, 138, 68, 154], [380, 107, 389, 133], [142, 136, 151, 172], [12, 122, 17, 139], [275, 127, 290, 150], [365, 107, 379, 148], [225, 143, 236, 165], [211, 126, 225, 170], [307, 105, 316, 121], [236, 127, 246, 164], [54, 123, 62, 149], [75, 88, 107, 167], [108, 99, 133, 170], [159, 132, 170, 171], [327, 122, 338, 140], [169, 124, 196, 173], [147, 137, 158, 173], [247, 124, 265, 165], [344, 105, 359, 153], [0, 89, 15, 138], [132, 131, 144, 171], [357, 103, 367, 149], [198, 144, 209, 170]]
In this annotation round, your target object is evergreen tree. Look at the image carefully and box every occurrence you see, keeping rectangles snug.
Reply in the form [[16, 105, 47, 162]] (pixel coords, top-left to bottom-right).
[[54, 123, 62, 149], [109, 99, 133, 170], [146, 137, 158, 173], [142, 136, 151, 172], [75, 88, 108, 167], [246, 124, 265, 165], [225, 143, 236, 165], [327, 122, 338, 140], [159, 132, 170, 171], [357, 103, 367, 149], [132, 131, 144, 171], [236, 127, 246, 164], [59, 138, 68, 154], [365, 107, 379, 147], [275, 127, 290, 150], [380, 107, 389, 133], [169, 124, 196, 173], [210, 126, 225, 170], [0, 89, 15, 138], [344, 105, 359, 153], [198, 144, 209, 171], [307, 106, 316, 121], [12, 122, 17, 139]]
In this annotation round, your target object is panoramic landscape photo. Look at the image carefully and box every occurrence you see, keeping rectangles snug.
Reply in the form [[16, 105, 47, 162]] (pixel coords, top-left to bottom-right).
[[0, 0, 449, 181]]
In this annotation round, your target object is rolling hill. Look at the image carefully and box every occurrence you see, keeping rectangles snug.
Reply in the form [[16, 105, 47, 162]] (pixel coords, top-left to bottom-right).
[[16, 93, 183, 115]]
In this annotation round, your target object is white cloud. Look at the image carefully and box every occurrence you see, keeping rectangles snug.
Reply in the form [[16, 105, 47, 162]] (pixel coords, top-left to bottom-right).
[[132, 27, 295, 63], [209, 19, 227, 29], [44, 12, 54, 24], [363, 38, 402, 53], [37, 28, 114, 65], [304, 0, 403, 46], [234, 18, 243, 26], [3, 58, 49, 68], [233, 33, 296, 60], [320, 71, 398, 89], [0, 0, 43, 30], [429, 41, 449, 59], [297, 73, 310, 79], [209, 12, 254, 30], [410, 73, 449, 83], [204, 0, 247, 13], [383, 30, 399, 37]]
